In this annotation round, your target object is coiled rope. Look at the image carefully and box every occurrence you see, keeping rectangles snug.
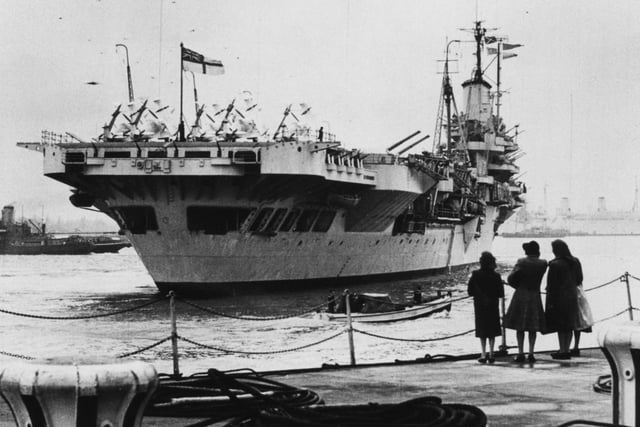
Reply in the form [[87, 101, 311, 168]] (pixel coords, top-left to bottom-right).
[[147, 368, 322, 421], [221, 396, 487, 427]]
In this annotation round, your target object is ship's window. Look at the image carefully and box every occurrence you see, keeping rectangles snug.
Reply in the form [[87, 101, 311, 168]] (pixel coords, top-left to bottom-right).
[[184, 151, 211, 158], [113, 206, 158, 234], [233, 150, 258, 163], [312, 210, 336, 232], [295, 209, 319, 232], [265, 208, 287, 232], [147, 149, 167, 158], [104, 151, 131, 158], [187, 207, 254, 234], [279, 209, 301, 232], [249, 208, 274, 232]]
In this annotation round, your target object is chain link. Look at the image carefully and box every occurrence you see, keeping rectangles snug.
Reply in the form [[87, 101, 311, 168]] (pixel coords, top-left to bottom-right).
[[179, 330, 346, 355], [176, 296, 328, 321], [0, 350, 35, 360], [594, 309, 629, 324], [353, 328, 475, 343], [118, 336, 173, 358], [0, 297, 165, 320]]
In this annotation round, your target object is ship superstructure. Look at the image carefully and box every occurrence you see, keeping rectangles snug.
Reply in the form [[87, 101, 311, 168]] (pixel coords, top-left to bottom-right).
[[19, 23, 524, 293]]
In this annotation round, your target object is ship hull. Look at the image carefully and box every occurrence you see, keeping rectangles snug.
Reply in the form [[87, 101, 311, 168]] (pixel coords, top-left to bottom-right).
[[127, 205, 498, 294]]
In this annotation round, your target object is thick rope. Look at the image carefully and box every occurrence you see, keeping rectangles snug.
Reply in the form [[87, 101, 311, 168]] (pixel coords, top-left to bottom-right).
[[176, 296, 329, 321], [118, 336, 173, 358], [353, 328, 475, 343], [0, 297, 165, 320], [179, 330, 346, 355]]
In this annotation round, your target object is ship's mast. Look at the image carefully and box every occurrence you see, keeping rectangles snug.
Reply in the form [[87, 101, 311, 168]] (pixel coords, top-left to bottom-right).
[[472, 21, 486, 83]]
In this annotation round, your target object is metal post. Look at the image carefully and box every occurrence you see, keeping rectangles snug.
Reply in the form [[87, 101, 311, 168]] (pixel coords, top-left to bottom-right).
[[168, 291, 181, 378], [624, 272, 634, 321], [344, 290, 356, 366], [498, 296, 507, 354]]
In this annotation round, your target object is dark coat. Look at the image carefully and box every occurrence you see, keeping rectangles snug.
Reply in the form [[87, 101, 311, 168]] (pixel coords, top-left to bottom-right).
[[545, 257, 591, 333], [503, 256, 547, 332], [468, 268, 504, 338]]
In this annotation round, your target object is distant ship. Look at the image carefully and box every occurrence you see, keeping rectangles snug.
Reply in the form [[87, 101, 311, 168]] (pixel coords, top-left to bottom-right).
[[19, 22, 525, 293], [504, 193, 640, 237], [0, 205, 131, 255]]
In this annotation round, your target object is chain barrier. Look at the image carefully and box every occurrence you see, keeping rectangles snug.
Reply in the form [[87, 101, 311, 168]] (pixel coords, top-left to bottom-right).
[[594, 309, 630, 324], [178, 330, 346, 355], [583, 275, 626, 293], [117, 336, 173, 358], [0, 271, 638, 368], [0, 350, 34, 360], [353, 328, 475, 343], [175, 296, 328, 321], [0, 297, 166, 320]]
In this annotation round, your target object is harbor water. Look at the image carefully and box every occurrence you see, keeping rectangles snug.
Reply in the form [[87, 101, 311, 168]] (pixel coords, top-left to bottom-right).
[[0, 235, 638, 375]]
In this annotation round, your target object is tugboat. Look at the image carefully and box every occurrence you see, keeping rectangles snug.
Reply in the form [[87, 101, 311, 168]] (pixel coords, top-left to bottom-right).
[[0, 205, 130, 255], [18, 22, 525, 293], [0, 205, 93, 255]]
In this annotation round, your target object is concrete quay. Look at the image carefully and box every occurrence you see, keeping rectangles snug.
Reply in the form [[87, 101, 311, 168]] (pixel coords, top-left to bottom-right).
[[0, 348, 613, 426]]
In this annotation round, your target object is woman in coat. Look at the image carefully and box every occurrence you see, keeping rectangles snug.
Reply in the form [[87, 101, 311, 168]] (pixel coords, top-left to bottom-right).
[[545, 239, 593, 359], [468, 251, 504, 364], [503, 240, 547, 363]]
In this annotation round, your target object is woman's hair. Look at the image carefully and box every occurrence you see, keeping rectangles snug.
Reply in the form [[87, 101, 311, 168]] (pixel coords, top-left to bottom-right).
[[479, 251, 496, 271], [551, 239, 572, 259]]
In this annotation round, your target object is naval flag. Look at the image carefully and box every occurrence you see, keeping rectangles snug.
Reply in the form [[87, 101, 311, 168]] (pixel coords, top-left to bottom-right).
[[181, 46, 225, 75]]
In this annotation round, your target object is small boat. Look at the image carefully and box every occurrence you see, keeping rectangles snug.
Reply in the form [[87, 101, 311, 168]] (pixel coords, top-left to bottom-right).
[[88, 235, 132, 253], [323, 291, 452, 323]]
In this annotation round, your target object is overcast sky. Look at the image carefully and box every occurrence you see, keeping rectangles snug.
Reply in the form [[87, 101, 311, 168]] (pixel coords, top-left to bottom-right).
[[1, 0, 638, 223]]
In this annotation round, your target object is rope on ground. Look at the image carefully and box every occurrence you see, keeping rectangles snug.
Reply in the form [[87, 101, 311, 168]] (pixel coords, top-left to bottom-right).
[[0, 350, 35, 360], [117, 336, 173, 358], [179, 330, 346, 355], [353, 328, 475, 343], [176, 296, 329, 321], [594, 308, 629, 324], [0, 297, 166, 320], [583, 275, 626, 292]]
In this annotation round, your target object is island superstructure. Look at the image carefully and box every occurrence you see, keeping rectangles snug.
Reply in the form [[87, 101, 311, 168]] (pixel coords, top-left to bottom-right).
[[19, 22, 524, 293]]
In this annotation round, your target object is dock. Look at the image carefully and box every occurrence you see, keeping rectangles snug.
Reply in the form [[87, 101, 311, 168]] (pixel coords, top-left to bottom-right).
[[0, 348, 612, 426]]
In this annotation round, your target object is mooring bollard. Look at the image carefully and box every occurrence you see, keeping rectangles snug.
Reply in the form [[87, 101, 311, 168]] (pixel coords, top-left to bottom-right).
[[0, 356, 157, 427], [598, 321, 640, 426]]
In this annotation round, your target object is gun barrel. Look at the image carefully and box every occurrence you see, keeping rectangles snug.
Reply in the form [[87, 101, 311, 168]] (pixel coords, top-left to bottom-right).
[[397, 135, 431, 155], [386, 130, 421, 152]]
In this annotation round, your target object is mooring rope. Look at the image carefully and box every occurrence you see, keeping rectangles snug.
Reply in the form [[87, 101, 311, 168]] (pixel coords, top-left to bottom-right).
[[0, 297, 165, 320], [178, 330, 346, 355]]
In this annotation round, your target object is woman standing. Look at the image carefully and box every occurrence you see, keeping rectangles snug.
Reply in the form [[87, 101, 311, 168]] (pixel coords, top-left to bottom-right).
[[503, 241, 547, 364], [468, 251, 505, 364], [545, 239, 592, 359]]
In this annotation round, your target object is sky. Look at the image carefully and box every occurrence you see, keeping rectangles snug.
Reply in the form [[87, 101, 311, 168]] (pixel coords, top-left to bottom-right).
[[1, 0, 639, 224]]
